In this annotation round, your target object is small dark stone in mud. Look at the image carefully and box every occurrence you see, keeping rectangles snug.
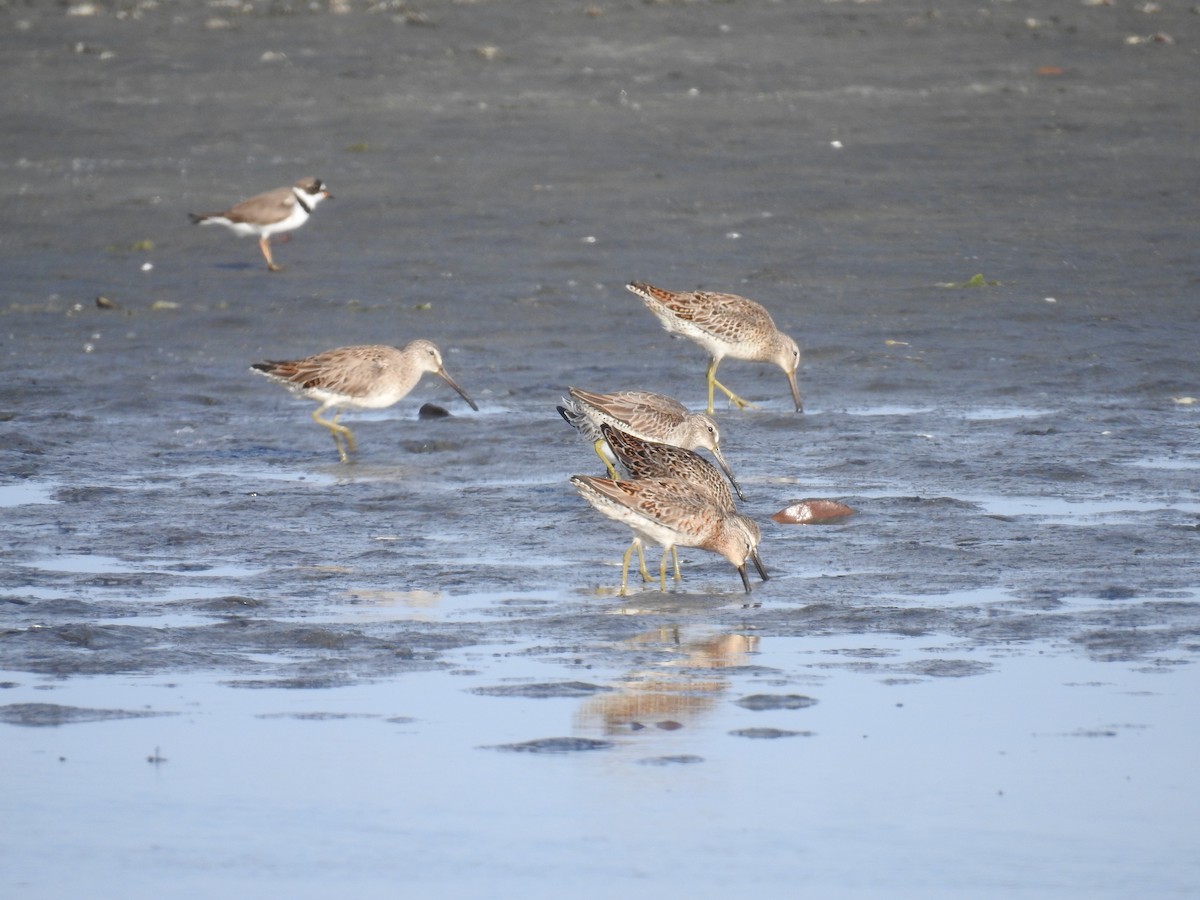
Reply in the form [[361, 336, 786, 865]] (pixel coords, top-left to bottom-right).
[[655, 720, 684, 730], [639, 755, 705, 766], [418, 403, 450, 419], [95, 295, 119, 310], [471, 681, 614, 698], [905, 659, 992, 678], [735, 694, 819, 711], [729, 728, 815, 739], [0, 703, 173, 727], [486, 737, 615, 753]]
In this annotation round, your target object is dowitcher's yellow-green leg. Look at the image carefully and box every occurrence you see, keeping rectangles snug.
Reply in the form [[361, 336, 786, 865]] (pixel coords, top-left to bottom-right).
[[619, 542, 638, 596], [633, 542, 652, 582], [592, 438, 620, 479], [657, 548, 670, 591], [707, 357, 756, 414], [312, 408, 356, 463]]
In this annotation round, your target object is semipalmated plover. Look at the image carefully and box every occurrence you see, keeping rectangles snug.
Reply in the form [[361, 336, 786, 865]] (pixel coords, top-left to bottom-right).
[[190, 177, 331, 271]]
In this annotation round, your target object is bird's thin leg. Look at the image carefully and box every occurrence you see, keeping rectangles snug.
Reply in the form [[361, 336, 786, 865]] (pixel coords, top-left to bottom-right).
[[330, 411, 356, 452], [658, 548, 670, 591], [633, 541, 652, 582], [620, 541, 638, 596], [707, 357, 755, 412], [311, 406, 356, 463], [260, 235, 281, 272], [592, 438, 620, 479], [671, 547, 682, 582]]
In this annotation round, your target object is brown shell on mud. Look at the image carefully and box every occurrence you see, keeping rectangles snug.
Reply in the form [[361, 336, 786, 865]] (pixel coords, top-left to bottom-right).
[[771, 499, 855, 525]]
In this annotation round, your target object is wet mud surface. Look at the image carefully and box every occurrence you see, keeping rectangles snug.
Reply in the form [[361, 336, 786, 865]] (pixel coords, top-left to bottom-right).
[[2, 0, 1199, 896]]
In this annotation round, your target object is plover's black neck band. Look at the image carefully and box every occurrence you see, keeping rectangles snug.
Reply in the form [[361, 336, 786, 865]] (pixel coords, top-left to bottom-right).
[[294, 191, 313, 215]]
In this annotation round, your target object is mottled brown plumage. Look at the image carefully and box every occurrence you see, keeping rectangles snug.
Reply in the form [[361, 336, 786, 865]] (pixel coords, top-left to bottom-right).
[[627, 280, 803, 414], [599, 423, 767, 582], [570, 474, 763, 595], [557, 386, 743, 500], [600, 422, 736, 511], [252, 340, 477, 462]]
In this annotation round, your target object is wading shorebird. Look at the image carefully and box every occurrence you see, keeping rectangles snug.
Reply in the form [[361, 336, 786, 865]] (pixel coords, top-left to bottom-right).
[[626, 280, 803, 414], [190, 177, 332, 272], [570, 474, 764, 595], [600, 422, 768, 583], [251, 340, 477, 463], [556, 386, 745, 501]]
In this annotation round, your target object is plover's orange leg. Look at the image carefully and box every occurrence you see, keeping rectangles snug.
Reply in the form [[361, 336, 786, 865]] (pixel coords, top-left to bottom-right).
[[259, 235, 281, 272]]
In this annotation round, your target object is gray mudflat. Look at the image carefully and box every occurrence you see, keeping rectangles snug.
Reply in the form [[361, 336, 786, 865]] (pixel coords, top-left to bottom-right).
[[2, 2, 1198, 897]]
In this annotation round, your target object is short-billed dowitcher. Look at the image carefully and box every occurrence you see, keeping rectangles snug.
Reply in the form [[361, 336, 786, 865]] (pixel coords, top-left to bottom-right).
[[556, 386, 745, 501], [627, 280, 803, 414], [570, 474, 764, 595], [251, 340, 477, 463], [600, 423, 768, 583], [600, 422, 735, 510], [190, 177, 332, 272]]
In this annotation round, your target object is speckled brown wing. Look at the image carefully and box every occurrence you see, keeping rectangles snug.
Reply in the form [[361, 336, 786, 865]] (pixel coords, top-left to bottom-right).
[[576, 475, 721, 528], [671, 291, 778, 343], [567, 387, 688, 430], [257, 346, 394, 398], [601, 424, 735, 510]]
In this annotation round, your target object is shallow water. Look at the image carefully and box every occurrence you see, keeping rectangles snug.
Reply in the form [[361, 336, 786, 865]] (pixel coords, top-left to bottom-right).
[[3, 0, 1200, 897]]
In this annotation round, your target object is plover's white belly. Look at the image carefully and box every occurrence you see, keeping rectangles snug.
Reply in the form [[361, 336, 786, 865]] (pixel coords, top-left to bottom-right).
[[257, 204, 310, 237]]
